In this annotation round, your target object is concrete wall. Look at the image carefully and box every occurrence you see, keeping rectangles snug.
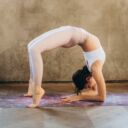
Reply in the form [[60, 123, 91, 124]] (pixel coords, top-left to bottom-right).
[[0, 0, 128, 82]]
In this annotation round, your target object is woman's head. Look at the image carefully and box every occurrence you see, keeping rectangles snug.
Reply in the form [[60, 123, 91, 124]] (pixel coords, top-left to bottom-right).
[[72, 65, 92, 95]]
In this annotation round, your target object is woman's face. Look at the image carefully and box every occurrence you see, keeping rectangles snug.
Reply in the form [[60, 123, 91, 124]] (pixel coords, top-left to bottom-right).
[[85, 76, 96, 89]]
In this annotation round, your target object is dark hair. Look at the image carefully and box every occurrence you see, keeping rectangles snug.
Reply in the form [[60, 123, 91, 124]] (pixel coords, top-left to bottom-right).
[[72, 65, 91, 95]]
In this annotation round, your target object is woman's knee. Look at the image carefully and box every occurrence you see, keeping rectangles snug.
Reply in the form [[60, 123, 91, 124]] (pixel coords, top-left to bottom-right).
[[27, 43, 39, 54], [27, 40, 34, 50], [27, 41, 45, 54], [27, 42, 40, 53]]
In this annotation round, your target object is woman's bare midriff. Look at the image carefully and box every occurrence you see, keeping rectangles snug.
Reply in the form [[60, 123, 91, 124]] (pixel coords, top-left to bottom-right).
[[80, 34, 101, 52]]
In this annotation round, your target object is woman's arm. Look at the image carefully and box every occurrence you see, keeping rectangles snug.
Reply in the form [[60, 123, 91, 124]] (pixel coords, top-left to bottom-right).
[[91, 60, 106, 101], [62, 60, 106, 102]]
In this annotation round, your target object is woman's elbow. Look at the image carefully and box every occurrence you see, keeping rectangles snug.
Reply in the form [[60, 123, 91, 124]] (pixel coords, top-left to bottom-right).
[[98, 94, 106, 102]]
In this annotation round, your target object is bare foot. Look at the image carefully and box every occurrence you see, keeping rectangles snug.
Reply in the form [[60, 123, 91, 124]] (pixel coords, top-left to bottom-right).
[[27, 88, 45, 108], [23, 93, 33, 97], [26, 104, 39, 108], [24, 83, 33, 97]]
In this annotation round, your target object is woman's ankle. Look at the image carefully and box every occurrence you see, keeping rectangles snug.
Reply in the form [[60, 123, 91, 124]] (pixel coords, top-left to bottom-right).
[[34, 87, 45, 95]]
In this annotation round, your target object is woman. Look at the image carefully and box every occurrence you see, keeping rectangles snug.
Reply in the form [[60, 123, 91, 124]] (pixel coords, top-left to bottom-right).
[[25, 26, 106, 107]]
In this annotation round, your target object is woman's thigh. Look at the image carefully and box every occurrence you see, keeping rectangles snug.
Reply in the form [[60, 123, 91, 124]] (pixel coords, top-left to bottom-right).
[[28, 26, 74, 52]]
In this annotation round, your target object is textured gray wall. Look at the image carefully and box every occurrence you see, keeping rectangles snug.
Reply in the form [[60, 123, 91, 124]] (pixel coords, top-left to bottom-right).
[[0, 0, 128, 82]]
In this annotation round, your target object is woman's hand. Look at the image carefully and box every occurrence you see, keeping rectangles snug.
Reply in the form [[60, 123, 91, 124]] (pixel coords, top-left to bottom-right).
[[61, 94, 81, 102], [61, 88, 98, 103]]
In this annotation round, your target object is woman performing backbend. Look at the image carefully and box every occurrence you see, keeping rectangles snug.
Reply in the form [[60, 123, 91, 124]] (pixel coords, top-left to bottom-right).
[[24, 26, 106, 108]]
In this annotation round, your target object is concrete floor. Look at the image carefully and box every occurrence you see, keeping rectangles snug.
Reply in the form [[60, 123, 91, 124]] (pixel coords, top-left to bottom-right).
[[0, 107, 128, 128], [0, 83, 128, 128]]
